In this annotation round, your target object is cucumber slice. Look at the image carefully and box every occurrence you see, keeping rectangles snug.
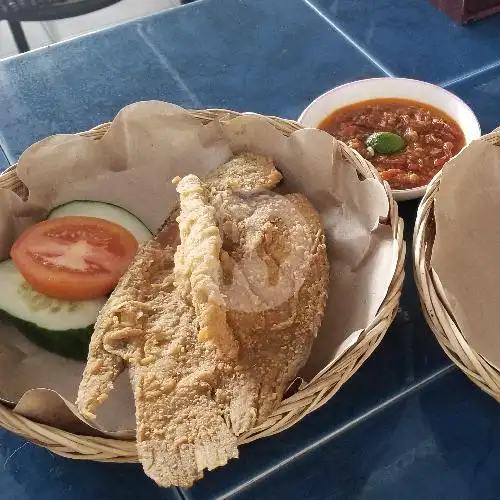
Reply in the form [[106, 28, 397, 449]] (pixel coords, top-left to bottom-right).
[[0, 260, 105, 360], [48, 201, 152, 243]]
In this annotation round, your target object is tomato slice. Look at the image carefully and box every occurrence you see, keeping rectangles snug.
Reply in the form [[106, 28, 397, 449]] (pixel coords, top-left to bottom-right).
[[11, 216, 138, 300]]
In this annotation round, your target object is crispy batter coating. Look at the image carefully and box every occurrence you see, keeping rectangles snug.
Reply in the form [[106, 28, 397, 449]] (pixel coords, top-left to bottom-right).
[[76, 153, 328, 488], [77, 153, 281, 421], [204, 153, 282, 192]]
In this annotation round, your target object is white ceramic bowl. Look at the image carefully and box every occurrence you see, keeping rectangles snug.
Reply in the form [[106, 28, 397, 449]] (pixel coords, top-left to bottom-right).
[[298, 77, 482, 201]]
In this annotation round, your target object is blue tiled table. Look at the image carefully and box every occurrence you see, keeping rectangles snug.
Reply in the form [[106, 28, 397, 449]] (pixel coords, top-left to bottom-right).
[[1, 0, 500, 498]]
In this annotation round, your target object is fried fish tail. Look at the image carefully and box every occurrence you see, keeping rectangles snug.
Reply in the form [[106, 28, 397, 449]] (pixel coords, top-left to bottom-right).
[[132, 360, 238, 488]]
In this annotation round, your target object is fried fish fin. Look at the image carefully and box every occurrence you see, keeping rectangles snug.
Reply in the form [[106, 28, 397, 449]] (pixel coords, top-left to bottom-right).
[[173, 174, 238, 358]]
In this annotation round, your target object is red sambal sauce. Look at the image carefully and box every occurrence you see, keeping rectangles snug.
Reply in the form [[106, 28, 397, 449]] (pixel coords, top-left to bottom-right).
[[318, 98, 465, 190]]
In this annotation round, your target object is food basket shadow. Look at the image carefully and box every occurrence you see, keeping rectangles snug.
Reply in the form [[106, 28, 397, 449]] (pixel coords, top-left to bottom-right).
[[414, 128, 500, 402], [0, 109, 405, 462]]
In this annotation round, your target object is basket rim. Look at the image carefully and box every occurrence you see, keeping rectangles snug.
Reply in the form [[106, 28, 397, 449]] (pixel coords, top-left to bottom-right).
[[413, 130, 500, 402], [0, 107, 405, 460]]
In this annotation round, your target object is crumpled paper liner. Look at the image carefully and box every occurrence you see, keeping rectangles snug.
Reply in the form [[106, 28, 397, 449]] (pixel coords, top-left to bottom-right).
[[0, 101, 397, 437], [432, 138, 500, 371]]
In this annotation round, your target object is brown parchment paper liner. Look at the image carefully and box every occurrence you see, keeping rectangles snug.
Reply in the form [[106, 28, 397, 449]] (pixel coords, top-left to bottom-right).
[[0, 101, 396, 437], [432, 139, 500, 371]]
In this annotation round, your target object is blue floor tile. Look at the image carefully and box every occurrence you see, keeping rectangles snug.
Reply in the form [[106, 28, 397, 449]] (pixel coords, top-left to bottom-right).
[[0, 429, 179, 500], [141, 0, 383, 119], [0, 0, 383, 163], [0, 29, 199, 164], [445, 65, 500, 134], [307, 0, 500, 84], [182, 200, 450, 499], [232, 368, 500, 500]]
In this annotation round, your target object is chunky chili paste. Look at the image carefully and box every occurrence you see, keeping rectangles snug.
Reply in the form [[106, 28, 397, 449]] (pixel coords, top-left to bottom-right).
[[318, 98, 466, 190]]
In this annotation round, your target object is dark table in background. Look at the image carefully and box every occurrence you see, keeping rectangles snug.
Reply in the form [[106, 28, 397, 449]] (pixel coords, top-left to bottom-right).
[[1, 1, 500, 499]]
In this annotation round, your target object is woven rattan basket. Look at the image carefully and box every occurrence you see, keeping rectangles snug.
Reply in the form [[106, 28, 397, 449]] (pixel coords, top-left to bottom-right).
[[414, 130, 500, 402], [0, 109, 405, 462]]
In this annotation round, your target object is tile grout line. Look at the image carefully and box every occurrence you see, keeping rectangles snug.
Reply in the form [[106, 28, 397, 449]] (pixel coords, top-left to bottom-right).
[[136, 24, 202, 108], [175, 486, 191, 500], [40, 21, 59, 44], [301, 0, 500, 89], [0, 130, 17, 166], [439, 58, 500, 88], [0, 140, 11, 169], [214, 363, 455, 500], [301, 0, 395, 77]]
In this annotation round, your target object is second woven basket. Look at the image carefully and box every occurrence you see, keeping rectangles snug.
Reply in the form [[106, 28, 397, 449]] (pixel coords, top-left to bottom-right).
[[414, 129, 500, 402]]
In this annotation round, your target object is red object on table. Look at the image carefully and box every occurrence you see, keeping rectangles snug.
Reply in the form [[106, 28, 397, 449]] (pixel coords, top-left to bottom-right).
[[429, 0, 500, 23]]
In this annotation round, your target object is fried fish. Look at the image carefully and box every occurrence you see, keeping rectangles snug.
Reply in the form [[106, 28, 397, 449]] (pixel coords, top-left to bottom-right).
[[76, 153, 329, 487]]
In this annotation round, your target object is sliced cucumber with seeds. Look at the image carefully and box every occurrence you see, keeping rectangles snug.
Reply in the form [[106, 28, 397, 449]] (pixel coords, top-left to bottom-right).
[[48, 201, 152, 243], [366, 132, 405, 155], [0, 260, 106, 360]]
